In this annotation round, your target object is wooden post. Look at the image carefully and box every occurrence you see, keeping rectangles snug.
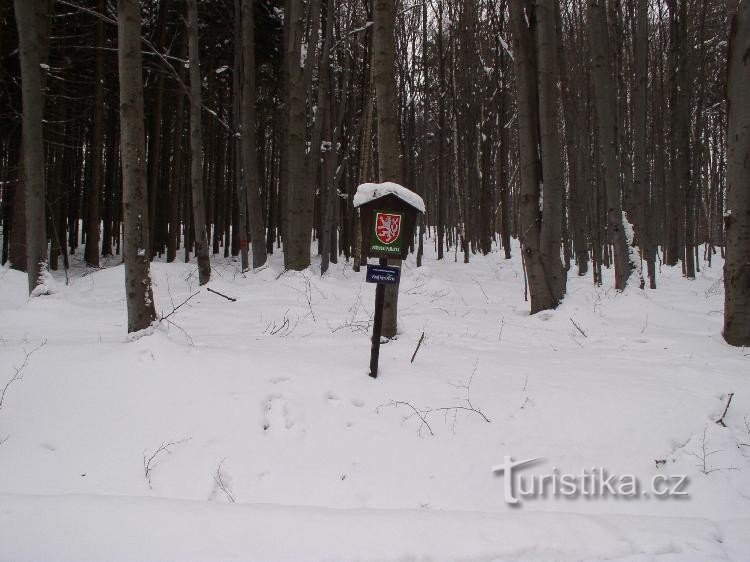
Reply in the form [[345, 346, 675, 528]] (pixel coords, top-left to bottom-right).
[[369, 257, 388, 378]]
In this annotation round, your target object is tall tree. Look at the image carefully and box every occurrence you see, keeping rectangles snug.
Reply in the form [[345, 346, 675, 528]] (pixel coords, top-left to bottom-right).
[[509, 0, 560, 313], [284, 0, 312, 270], [14, 0, 48, 295], [632, 0, 655, 288], [372, 0, 402, 338], [724, 0, 750, 346], [84, 0, 105, 268], [535, 0, 566, 302], [117, 0, 157, 332], [187, 0, 211, 284], [588, 0, 632, 290], [241, 0, 267, 269]]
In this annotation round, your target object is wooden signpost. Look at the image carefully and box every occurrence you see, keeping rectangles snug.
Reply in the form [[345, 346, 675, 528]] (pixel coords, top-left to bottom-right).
[[353, 183, 425, 378]]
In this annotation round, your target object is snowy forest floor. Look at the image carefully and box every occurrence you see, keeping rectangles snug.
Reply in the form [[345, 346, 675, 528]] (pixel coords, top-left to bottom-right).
[[1, 240, 749, 561]]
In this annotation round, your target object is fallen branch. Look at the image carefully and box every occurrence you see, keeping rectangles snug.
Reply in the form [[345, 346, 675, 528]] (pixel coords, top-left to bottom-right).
[[207, 287, 237, 302], [570, 318, 587, 338], [410, 332, 425, 363], [716, 393, 735, 427]]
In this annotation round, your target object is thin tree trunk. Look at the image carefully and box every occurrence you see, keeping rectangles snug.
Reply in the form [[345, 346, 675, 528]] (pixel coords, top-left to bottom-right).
[[187, 0, 211, 284], [373, 0, 402, 338], [117, 0, 157, 332], [241, 0, 267, 269], [588, 0, 632, 290], [84, 0, 105, 267]]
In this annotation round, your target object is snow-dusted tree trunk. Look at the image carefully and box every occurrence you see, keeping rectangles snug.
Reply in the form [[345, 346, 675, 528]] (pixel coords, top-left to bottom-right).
[[186, 0, 211, 285], [373, 0, 402, 338], [14, 0, 48, 295], [724, 0, 750, 346], [587, 0, 632, 291], [117, 0, 157, 332], [508, 1, 557, 314], [632, 0, 655, 288]]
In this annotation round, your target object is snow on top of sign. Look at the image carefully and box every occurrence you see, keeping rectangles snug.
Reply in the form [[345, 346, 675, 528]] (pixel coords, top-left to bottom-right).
[[353, 182, 425, 213]]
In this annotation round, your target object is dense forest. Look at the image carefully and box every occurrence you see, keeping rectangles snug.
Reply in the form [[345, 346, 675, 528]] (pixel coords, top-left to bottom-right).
[[1, 0, 748, 344]]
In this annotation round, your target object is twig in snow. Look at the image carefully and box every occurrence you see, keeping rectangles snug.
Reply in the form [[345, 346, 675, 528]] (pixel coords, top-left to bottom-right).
[[213, 459, 236, 503], [688, 427, 721, 475], [410, 332, 425, 363], [163, 317, 194, 346], [161, 291, 199, 321], [378, 364, 490, 436], [143, 438, 191, 488], [377, 400, 434, 436], [739, 417, 750, 448], [715, 393, 735, 427], [207, 287, 237, 302], [0, 339, 47, 410], [570, 317, 588, 338]]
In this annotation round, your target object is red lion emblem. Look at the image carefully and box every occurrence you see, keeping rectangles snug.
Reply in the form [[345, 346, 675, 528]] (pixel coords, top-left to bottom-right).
[[375, 212, 401, 244]]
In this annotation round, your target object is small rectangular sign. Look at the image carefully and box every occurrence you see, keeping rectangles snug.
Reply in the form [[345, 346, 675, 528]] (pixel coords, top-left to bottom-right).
[[370, 210, 404, 256], [366, 264, 401, 285]]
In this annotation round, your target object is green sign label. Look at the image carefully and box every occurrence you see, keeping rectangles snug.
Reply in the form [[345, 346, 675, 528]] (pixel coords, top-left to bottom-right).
[[370, 210, 403, 255]]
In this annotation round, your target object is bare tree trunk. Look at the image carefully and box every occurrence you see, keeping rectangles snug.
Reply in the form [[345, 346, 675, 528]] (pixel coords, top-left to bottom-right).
[[588, 0, 632, 290], [373, 0, 402, 338], [14, 0, 48, 294], [232, 0, 248, 270], [241, 0, 267, 269], [284, 0, 311, 270], [117, 0, 157, 332], [84, 0, 105, 267], [535, 0, 566, 302], [509, 1, 557, 313], [187, 0, 210, 284], [724, 1, 750, 346], [632, 0, 655, 288]]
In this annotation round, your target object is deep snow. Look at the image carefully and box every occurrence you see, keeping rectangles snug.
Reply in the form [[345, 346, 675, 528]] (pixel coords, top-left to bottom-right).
[[0, 239, 748, 561]]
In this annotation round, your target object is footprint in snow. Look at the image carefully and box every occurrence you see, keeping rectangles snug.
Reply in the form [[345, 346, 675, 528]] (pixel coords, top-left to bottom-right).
[[262, 394, 298, 432]]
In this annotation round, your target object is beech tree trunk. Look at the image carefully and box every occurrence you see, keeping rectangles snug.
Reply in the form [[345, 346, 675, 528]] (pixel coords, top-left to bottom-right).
[[187, 0, 211, 284], [117, 0, 157, 332], [724, 1, 750, 346], [588, 0, 632, 290], [509, 1, 557, 313], [14, 0, 48, 294], [535, 0, 566, 302], [632, 0, 655, 288]]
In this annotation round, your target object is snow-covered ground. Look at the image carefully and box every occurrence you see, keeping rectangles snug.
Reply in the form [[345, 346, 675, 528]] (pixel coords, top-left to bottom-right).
[[1, 240, 748, 561]]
